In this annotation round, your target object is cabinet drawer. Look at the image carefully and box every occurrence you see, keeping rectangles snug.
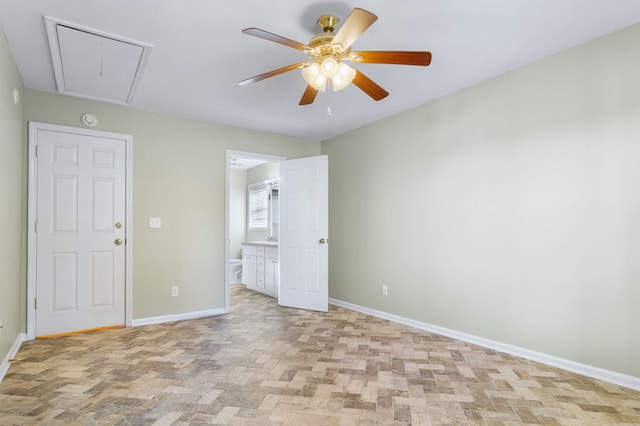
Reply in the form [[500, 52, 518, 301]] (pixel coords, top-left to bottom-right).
[[257, 257, 265, 273], [242, 245, 257, 255], [265, 247, 278, 258], [256, 246, 265, 256]]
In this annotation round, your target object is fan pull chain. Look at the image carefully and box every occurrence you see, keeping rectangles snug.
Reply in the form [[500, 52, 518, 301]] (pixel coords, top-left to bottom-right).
[[326, 90, 333, 117]]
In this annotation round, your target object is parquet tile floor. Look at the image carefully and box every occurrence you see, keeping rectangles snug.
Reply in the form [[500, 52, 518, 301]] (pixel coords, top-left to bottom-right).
[[1, 285, 639, 425]]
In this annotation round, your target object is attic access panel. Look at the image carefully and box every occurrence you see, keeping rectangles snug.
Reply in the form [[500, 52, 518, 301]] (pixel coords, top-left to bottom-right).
[[45, 16, 153, 105]]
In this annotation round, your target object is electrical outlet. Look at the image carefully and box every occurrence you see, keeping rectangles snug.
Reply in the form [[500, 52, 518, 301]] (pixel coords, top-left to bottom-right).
[[382, 285, 388, 296], [171, 286, 179, 297], [149, 217, 162, 228]]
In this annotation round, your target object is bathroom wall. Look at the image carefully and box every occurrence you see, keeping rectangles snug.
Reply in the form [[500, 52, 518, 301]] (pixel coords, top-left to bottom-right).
[[247, 162, 279, 183], [229, 168, 247, 259], [246, 162, 279, 242]]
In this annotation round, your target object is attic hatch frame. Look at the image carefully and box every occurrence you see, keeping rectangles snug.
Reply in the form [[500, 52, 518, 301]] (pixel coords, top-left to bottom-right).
[[44, 15, 153, 106]]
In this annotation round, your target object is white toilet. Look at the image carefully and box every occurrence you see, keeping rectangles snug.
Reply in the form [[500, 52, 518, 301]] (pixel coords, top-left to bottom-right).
[[228, 259, 242, 284]]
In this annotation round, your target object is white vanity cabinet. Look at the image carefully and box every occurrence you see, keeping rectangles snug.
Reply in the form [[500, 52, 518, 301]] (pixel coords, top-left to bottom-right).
[[241, 249, 257, 289], [242, 242, 278, 297]]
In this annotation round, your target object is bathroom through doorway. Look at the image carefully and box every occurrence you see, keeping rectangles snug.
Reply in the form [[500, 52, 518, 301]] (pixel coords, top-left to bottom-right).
[[225, 151, 284, 307]]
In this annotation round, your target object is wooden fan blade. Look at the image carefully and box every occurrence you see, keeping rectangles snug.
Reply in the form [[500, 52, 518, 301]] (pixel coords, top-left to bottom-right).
[[332, 8, 378, 50], [242, 28, 310, 51], [299, 85, 319, 105], [357, 51, 432, 66], [352, 70, 389, 101], [238, 62, 307, 86]]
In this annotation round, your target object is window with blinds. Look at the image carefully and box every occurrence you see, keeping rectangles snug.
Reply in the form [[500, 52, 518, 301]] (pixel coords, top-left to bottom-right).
[[248, 182, 269, 230]]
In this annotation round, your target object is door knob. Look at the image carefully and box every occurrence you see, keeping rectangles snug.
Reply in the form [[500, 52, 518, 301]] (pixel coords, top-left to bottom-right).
[[115, 238, 123, 246], [319, 238, 326, 244]]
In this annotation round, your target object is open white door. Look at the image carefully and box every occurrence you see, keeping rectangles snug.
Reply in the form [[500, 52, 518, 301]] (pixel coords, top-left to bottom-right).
[[278, 155, 328, 312]]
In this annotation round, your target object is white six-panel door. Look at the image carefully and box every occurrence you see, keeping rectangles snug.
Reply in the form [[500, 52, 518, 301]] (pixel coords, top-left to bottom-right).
[[35, 127, 126, 336], [278, 155, 328, 312]]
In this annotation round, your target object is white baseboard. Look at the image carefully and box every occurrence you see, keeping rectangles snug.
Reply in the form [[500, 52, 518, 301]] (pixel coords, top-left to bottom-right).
[[0, 333, 27, 383], [329, 298, 640, 392], [131, 308, 229, 327]]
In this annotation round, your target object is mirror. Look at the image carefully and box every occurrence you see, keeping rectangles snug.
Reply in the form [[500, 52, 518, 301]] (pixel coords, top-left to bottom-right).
[[269, 185, 279, 240]]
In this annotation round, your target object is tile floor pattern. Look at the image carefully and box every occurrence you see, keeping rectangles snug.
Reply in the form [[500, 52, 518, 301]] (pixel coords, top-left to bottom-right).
[[1, 285, 639, 425]]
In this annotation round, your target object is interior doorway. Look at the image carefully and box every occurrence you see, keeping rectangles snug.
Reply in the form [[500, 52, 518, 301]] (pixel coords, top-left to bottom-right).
[[224, 150, 330, 313], [224, 151, 285, 309]]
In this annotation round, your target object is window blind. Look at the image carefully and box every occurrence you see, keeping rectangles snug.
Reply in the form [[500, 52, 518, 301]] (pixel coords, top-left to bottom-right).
[[248, 182, 269, 229]]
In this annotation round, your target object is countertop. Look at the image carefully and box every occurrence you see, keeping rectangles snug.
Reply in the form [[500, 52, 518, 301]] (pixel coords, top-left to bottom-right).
[[241, 241, 278, 246]]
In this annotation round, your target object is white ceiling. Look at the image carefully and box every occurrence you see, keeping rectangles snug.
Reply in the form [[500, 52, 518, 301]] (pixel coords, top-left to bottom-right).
[[230, 157, 267, 170], [1, 1, 639, 142]]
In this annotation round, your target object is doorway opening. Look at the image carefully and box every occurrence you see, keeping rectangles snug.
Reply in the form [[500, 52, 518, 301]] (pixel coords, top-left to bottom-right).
[[225, 151, 329, 313], [224, 151, 284, 310]]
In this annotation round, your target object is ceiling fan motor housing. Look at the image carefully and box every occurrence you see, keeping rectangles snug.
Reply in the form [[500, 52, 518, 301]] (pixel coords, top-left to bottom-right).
[[318, 14, 339, 33]]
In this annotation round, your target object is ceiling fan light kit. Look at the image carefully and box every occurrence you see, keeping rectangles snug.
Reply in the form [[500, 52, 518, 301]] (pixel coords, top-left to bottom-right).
[[239, 8, 432, 106], [301, 59, 356, 92]]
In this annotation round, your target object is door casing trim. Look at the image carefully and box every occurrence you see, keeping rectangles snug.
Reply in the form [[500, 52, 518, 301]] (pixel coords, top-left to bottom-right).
[[27, 121, 133, 340]]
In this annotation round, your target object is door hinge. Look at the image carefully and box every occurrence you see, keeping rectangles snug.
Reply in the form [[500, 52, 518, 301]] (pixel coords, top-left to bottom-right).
[[35, 221, 38, 233], [34, 298, 37, 310], [35, 145, 38, 157]]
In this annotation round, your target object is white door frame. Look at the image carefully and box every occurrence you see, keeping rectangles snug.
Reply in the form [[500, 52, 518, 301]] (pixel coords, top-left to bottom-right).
[[27, 121, 133, 340], [224, 150, 285, 311]]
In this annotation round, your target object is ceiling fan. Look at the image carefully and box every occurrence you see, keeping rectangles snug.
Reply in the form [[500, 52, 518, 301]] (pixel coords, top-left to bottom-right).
[[238, 8, 432, 106]]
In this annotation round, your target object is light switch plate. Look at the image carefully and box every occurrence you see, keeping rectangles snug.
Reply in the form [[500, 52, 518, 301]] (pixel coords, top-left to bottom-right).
[[149, 217, 161, 228]]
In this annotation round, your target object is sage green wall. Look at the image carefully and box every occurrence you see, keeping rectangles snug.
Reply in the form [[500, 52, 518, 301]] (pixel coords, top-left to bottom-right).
[[0, 28, 24, 364], [229, 168, 247, 259], [247, 162, 279, 184], [322, 24, 640, 378], [246, 162, 279, 242], [24, 89, 320, 319]]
